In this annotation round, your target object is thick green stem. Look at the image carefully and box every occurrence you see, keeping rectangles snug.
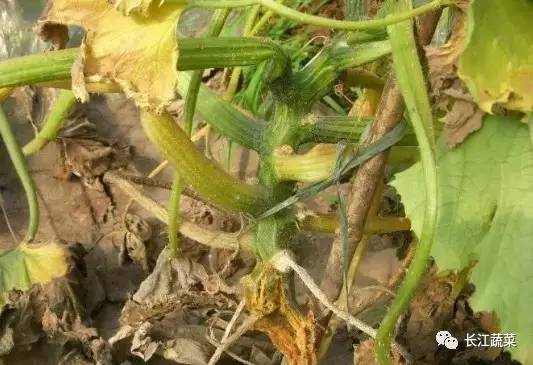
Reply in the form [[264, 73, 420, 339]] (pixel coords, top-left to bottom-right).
[[0, 38, 291, 90], [178, 37, 290, 79], [168, 173, 183, 257], [184, 8, 231, 135], [140, 111, 266, 215], [23, 90, 77, 155], [0, 107, 39, 242], [375, 2, 438, 364], [254, 102, 303, 261], [177, 0, 452, 31], [0, 48, 78, 89], [0, 49, 264, 150]]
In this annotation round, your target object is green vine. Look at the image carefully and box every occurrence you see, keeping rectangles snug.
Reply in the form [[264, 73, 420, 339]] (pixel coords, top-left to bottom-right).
[[171, 0, 452, 31], [0, 107, 39, 243], [374, 1, 438, 363]]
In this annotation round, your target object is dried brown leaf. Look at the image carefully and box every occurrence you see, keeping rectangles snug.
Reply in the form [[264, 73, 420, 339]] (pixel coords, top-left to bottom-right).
[[354, 339, 403, 365], [34, 1, 69, 51], [425, 5, 486, 147], [243, 266, 317, 365], [443, 99, 484, 147]]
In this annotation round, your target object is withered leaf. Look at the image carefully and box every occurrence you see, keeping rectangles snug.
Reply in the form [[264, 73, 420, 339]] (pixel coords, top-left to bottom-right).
[[243, 266, 316, 365], [0, 242, 68, 308], [457, 0, 533, 112], [39, 0, 184, 112], [424, 5, 486, 147], [443, 98, 484, 147]]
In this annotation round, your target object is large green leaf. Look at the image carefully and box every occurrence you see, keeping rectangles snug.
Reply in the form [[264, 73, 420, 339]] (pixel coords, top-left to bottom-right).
[[458, 0, 533, 112], [393, 115, 533, 363]]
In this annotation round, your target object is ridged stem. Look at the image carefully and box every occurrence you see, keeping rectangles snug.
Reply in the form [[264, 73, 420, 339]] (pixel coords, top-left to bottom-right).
[[0, 48, 78, 89]]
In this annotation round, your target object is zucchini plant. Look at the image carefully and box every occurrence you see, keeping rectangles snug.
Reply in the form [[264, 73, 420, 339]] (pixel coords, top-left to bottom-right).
[[1, 0, 532, 364]]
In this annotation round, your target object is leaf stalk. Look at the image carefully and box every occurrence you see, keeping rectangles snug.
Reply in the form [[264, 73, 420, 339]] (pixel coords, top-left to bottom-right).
[[0, 107, 39, 242], [176, 0, 452, 31], [374, 2, 438, 363]]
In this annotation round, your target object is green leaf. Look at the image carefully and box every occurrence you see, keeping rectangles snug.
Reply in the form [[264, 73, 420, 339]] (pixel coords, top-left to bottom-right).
[[458, 0, 533, 112], [0, 242, 68, 308], [393, 115, 533, 363]]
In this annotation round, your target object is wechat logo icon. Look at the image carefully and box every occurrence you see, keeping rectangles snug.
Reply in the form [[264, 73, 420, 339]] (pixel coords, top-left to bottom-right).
[[436, 330, 459, 350]]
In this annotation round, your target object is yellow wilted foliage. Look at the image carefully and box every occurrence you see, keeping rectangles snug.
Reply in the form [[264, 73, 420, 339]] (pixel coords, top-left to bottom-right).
[[0, 241, 68, 308], [39, 0, 184, 112]]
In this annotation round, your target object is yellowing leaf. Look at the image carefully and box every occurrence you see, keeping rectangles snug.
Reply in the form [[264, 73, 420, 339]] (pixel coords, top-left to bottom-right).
[[458, 0, 533, 112], [0, 242, 68, 308], [40, 0, 183, 112], [111, 0, 157, 16]]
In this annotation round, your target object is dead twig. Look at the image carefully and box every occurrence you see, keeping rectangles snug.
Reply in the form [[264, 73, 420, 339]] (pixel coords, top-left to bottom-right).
[[206, 337, 256, 365], [207, 313, 258, 365], [103, 171, 251, 251], [223, 299, 247, 341]]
